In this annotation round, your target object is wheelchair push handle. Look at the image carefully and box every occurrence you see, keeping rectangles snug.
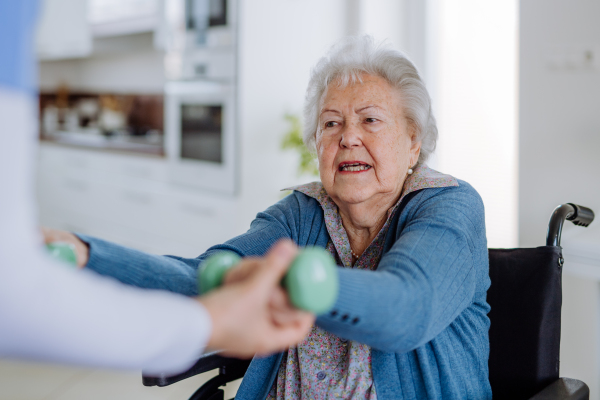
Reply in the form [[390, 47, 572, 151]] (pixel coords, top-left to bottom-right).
[[197, 248, 339, 315], [546, 203, 595, 246], [567, 203, 595, 227]]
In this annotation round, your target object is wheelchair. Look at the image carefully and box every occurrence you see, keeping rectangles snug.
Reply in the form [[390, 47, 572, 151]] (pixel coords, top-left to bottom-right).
[[143, 203, 595, 400]]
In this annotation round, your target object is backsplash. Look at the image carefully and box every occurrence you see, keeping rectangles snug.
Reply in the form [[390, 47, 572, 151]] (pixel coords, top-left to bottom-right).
[[39, 88, 164, 155]]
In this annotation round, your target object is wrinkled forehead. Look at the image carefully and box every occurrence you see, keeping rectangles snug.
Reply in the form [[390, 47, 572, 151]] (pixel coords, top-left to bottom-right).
[[318, 73, 405, 115]]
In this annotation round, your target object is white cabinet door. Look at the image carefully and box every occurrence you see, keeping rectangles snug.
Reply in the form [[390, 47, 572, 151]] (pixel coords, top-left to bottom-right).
[[36, 0, 92, 60], [89, 0, 162, 38], [37, 144, 240, 255]]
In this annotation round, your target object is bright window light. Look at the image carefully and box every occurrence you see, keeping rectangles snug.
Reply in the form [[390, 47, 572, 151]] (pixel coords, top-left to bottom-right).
[[429, 0, 519, 248]]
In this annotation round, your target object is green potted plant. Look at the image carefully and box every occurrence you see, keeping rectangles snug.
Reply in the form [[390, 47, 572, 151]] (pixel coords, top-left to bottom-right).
[[281, 114, 319, 177]]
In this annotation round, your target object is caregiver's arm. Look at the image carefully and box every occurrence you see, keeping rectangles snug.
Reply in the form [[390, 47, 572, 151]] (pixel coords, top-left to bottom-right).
[[0, 90, 211, 373], [0, 0, 210, 373], [316, 183, 487, 353]]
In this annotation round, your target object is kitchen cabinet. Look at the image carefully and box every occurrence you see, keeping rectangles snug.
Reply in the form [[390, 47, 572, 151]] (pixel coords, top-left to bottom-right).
[[36, 0, 166, 61], [36, 143, 239, 257], [36, 0, 92, 60], [89, 0, 164, 40]]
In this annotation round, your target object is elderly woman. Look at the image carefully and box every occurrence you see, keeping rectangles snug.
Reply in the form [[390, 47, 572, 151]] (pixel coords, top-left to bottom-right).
[[45, 36, 491, 399]]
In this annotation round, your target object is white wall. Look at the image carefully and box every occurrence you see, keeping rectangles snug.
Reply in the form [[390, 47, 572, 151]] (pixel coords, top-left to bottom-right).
[[520, 0, 600, 397], [351, 0, 406, 48], [234, 0, 347, 232], [519, 0, 600, 247]]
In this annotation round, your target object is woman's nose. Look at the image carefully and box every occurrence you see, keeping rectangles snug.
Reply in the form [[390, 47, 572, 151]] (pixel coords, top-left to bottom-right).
[[339, 123, 362, 148]]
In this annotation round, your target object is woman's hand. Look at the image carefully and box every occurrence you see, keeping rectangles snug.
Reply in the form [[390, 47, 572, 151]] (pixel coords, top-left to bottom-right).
[[41, 227, 90, 268], [199, 240, 314, 358]]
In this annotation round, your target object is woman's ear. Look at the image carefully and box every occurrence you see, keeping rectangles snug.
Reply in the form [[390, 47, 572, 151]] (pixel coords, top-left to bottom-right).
[[410, 143, 422, 167], [409, 124, 422, 166]]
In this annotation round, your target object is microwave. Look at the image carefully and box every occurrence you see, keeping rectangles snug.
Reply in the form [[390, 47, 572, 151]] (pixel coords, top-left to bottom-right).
[[165, 81, 237, 194]]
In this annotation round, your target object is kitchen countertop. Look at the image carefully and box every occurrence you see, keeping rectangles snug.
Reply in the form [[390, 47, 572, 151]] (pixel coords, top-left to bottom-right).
[[42, 130, 164, 156]]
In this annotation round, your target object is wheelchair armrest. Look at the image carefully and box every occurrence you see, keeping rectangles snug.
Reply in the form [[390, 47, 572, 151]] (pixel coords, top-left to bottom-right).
[[142, 351, 251, 387], [529, 378, 589, 400]]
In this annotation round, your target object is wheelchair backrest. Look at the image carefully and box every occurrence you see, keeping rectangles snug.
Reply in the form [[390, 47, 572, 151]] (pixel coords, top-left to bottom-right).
[[487, 246, 563, 400]]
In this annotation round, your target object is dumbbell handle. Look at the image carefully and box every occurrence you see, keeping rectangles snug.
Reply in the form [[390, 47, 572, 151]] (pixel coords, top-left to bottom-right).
[[46, 242, 78, 267], [198, 248, 339, 315]]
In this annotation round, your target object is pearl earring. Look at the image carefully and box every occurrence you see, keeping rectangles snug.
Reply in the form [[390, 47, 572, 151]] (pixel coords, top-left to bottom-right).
[[407, 168, 413, 175]]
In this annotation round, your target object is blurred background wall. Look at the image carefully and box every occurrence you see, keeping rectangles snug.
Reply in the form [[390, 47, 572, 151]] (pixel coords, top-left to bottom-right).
[[520, 0, 600, 397]]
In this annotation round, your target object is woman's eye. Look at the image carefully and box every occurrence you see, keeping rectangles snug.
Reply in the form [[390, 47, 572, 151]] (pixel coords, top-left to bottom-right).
[[325, 121, 337, 128], [365, 117, 378, 123]]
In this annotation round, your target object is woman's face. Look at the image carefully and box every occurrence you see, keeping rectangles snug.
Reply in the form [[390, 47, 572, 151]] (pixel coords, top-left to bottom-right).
[[316, 74, 421, 209]]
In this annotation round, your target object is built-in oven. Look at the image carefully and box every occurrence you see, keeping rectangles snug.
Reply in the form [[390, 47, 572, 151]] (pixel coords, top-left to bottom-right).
[[165, 80, 236, 194]]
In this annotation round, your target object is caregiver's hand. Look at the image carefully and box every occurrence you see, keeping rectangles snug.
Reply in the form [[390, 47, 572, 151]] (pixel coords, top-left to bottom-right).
[[199, 240, 314, 358], [41, 227, 89, 268], [223, 242, 305, 327]]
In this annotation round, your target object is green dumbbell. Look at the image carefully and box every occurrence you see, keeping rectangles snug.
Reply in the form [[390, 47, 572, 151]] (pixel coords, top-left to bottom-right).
[[198, 247, 339, 315], [46, 242, 78, 267]]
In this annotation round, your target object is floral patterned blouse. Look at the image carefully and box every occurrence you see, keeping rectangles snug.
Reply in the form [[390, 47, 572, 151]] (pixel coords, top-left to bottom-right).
[[266, 165, 458, 400]]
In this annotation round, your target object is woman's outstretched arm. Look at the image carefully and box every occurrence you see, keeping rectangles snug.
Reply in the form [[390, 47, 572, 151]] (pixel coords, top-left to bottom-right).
[[316, 182, 489, 353], [66, 191, 327, 296]]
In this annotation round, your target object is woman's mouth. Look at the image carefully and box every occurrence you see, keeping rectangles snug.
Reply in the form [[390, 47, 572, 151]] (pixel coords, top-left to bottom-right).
[[338, 162, 372, 172]]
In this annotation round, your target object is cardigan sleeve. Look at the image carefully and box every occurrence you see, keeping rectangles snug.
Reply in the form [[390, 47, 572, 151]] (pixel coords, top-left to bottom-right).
[[316, 183, 488, 353], [80, 191, 324, 296]]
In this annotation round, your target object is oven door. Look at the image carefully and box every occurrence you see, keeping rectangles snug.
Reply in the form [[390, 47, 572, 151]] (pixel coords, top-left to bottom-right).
[[165, 81, 236, 194]]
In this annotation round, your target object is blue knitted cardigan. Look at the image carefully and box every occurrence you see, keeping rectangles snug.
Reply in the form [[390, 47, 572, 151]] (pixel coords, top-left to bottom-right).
[[81, 177, 491, 400]]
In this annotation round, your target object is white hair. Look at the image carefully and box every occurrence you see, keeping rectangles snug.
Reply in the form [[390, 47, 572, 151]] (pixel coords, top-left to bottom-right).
[[303, 35, 437, 165]]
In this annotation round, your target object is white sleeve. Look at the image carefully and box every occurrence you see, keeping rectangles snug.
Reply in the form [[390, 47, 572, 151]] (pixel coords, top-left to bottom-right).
[[0, 88, 211, 375]]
